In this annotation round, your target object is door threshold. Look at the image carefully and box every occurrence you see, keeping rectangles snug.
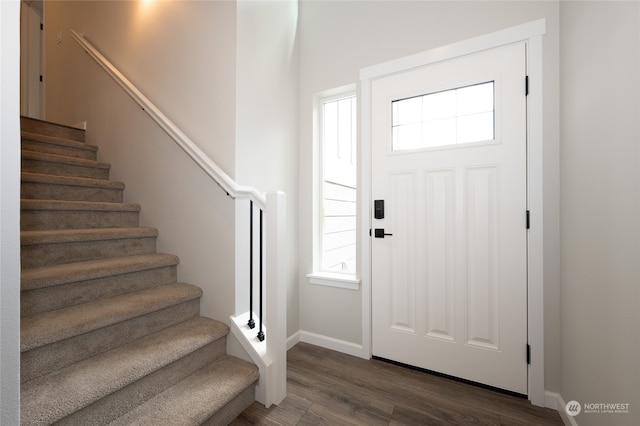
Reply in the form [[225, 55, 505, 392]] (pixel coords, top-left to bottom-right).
[[372, 355, 528, 400]]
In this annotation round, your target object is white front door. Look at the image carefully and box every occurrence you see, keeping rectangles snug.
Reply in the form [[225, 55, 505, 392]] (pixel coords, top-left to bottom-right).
[[371, 42, 528, 394]]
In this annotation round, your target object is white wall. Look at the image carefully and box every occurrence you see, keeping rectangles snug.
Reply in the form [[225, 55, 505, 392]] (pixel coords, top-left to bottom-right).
[[0, 1, 21, 423], [297, 0, 561, 393], [44, 0, 237, 175], [235, 0, 300, 338], [43, 1, 239, 322], [560, 2, 639, 425]]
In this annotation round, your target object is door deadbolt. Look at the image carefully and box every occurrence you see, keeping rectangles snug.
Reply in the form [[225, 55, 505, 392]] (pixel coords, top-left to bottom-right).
[[374, 200, 385, 219]]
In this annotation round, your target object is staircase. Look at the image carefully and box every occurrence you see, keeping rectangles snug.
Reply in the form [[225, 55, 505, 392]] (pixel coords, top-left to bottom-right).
[[19, 117, 259, 425]]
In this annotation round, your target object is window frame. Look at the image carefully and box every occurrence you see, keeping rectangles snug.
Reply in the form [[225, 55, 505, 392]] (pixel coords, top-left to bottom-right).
[[307, 85, 361, 290]]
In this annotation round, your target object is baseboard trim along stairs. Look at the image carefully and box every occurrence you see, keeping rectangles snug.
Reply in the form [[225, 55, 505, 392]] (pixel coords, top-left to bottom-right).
[[19, 116, 259, 425]]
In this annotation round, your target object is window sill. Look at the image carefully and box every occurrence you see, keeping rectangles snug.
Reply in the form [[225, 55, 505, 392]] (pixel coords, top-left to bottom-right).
[[307, 272, 360, 290]]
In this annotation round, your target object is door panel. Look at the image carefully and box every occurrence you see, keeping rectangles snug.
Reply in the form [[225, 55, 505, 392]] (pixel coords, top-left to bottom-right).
[[424, 169, 455, 341], [389, 172, 416, 332], [371, 42, 528, 394], [465, 165, 499, 350]]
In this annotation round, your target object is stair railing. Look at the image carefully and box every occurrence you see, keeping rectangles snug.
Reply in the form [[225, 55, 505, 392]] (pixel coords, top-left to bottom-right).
[[70, 30, 287, 407]]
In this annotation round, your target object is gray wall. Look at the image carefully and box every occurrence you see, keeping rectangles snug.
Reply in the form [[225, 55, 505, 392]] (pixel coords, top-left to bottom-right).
[[560, 2, 639, 425]]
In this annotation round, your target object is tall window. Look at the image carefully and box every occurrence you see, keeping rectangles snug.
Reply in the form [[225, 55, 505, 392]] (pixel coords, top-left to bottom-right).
[[319, 93, 357, 275]]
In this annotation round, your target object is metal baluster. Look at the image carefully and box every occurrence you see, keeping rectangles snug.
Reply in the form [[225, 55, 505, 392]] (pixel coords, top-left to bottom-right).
[[248, 201, 255, 330], [257, 208, 265, 341]]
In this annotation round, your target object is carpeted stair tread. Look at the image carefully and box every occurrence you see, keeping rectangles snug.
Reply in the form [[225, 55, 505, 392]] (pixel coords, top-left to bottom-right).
[[21, 227, 158, 245], [22, 131, 96, 152], [21, 299, 201, 383], [21, 199, 140, 213], [21, 172, 125, 190], [21, 199, 141, 230], [20, 317, 229, 426], [21, 254, 181, 319], [108, 355, 259, 426], [20, 227, 158, 269], [22, 150, 110, 170], [21, 282, 202, 352], [21, 199, 140, 227], [22, 150, 111, 179], [21, 116, 86, 142], [21, 172, 125, 203], [22, 253, 179, 291], [20, 128, 95, 160]]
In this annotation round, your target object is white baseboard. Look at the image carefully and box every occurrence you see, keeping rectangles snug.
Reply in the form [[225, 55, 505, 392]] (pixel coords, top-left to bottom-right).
[[546, 391, 577, 426], [294, 330, 366, 359], [286, 330, 300, 351]]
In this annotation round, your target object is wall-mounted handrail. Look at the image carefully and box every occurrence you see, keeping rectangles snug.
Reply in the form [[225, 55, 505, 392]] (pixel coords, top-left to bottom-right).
[[69, 29, 266, 210]]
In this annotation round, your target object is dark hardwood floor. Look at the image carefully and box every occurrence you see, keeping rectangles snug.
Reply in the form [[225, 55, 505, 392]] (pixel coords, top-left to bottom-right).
[[231, 342, 563, 426]]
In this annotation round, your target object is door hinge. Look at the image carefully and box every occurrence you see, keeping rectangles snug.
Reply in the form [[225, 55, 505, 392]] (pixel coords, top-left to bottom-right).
[[527, 344, 531, 364], [526, 210, 530, 229], [525, 76, 529, 96], [39, 75, 43, 82], [40, 23, 43, 31]]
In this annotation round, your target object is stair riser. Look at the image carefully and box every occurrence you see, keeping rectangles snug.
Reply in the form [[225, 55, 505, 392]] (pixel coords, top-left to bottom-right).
[[110, 356, 259, 426], [21, 117, 86, 142], [21, 209, 139, 231], [54, 338, 227, 426], [21, 300, 201, 383], [21, 236, 157, 269], [22, 264, 178, 317], [22, 158, 109, 180], [22, 140, 96, 161], [21, 181, 123, 203], [203, 385, 257, 426]]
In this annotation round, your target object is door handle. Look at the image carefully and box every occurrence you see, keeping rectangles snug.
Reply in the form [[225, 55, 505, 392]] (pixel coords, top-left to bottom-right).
[[374, 228, 393, 238]]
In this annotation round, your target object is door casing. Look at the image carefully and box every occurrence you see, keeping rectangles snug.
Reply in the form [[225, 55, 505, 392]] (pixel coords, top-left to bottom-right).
[[359, 19, 546, 406]]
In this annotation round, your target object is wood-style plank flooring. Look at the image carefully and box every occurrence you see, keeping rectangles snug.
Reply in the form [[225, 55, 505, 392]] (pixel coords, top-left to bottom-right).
[[231, 342, 563, 425]]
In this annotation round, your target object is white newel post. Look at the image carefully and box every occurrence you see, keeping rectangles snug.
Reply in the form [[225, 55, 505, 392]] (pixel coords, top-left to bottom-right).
[[265, 191, 287, 406]]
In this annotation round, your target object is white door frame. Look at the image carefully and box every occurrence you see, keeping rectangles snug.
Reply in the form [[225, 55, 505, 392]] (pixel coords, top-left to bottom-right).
[[359, 19, 546, 406]]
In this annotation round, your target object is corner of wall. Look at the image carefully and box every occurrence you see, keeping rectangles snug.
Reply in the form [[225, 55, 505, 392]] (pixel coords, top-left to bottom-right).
[[0, 2, 22, 424]]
